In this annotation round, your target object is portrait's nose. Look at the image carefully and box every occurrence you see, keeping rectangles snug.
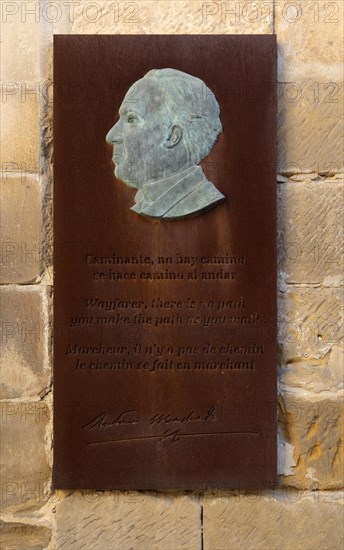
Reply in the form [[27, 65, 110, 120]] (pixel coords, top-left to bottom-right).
[[106, 121, 122, 144]]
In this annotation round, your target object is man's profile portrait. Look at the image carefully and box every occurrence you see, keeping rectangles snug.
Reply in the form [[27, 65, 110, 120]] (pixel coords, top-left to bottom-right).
[[106, 68, 225, 220]]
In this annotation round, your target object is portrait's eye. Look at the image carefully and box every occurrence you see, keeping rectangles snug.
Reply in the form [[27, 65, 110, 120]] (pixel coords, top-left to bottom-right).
[[126, 113, 137, 124]]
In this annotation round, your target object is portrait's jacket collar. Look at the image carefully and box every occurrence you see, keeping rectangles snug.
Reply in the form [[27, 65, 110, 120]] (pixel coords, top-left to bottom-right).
[[131, 165, 225, 219]]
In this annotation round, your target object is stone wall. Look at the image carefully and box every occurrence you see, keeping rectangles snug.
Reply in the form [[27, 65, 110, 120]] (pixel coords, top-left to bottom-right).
[[0, 1, 343, 548]]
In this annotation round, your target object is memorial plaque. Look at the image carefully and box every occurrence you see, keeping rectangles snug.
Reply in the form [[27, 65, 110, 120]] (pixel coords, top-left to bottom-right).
[[53, 35, 277, 489]]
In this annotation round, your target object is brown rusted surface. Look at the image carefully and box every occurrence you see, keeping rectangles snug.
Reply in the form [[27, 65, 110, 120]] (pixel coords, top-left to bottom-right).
[[53, 35, 277, 489]]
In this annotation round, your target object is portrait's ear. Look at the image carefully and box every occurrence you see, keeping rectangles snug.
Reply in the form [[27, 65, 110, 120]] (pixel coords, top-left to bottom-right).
[[163, 125, 183, 149]]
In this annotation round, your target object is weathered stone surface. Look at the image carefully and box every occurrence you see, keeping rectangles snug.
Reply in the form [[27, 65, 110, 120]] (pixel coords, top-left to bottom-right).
[[278, 81, 344, 174], [276, 0, 344, 81], [279, 346, 344, 394], [0, 176, 41, 284], [278, 287, 343, 365], [0, 286, 50, 399], [52, 5, 73, 35], [277, 426, 297, 476], [278, 377, 343, 489], [278, 182, 344, 285], [276, 1, 344, 175], [0, 402, 50, 512], [279, 346, 344, 393], [70, 0, 273, 34], [56, 492, 200, 549], [0, 520, 51, 550], [0, 88, 40, 170], [0, 9, 40, 81], [203, 490, 344, 550]]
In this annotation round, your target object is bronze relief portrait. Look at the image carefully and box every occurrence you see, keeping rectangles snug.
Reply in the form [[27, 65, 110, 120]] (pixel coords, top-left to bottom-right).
[[106, 68, 225, 220]]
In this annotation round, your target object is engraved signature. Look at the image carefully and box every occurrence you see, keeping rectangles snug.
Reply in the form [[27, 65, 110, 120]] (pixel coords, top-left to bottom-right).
[[82, 405, 259, 445], [149, 405, 216, 425], [86, 428, 259, 446], [82, 409, 139, 430], [82, 406, 216, 431]]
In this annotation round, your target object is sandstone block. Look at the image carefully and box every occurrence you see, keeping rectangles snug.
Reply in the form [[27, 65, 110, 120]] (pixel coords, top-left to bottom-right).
[[0, 175, 41, 283], [0, 521, 51, 550], [52, 5, 73, 35], [278, 182, 344, 285], [203, 490, 344, 550], [0, 6, 40, 81], [0, 286, 50, 399], [70, 1, 273, 34], [278, 378, 343, 489], [278, 287, 343, 365], [0, 402, 51, 512], [276, 0, 344, 81], [278, 81, 344, 174], [56, 492, 200, 549], [0, 86, 40, 170]]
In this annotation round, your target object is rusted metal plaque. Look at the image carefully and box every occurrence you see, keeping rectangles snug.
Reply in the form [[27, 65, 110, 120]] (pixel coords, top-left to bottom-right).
[[53, 35, 277, 489]]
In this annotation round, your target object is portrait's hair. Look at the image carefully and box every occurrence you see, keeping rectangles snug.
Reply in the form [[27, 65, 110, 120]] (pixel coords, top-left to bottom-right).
[[144, 68, 222, 165]]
